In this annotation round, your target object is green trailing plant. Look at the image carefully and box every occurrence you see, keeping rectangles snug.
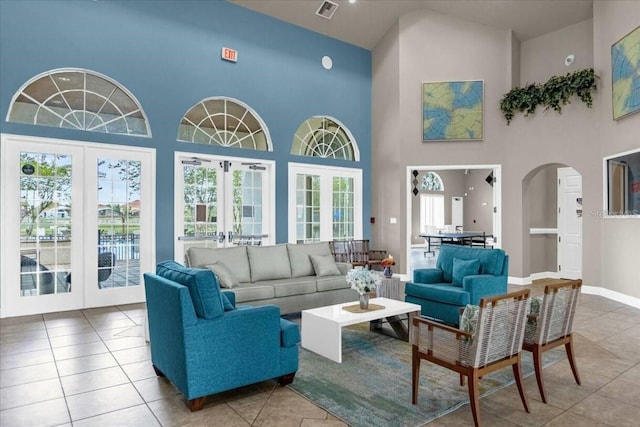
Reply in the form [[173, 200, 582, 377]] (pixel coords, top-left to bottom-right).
[[500, 68, 597, 124]]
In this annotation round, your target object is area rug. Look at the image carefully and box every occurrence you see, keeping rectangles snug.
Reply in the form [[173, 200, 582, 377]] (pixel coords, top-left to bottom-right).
[[288, 324, 566, 427]]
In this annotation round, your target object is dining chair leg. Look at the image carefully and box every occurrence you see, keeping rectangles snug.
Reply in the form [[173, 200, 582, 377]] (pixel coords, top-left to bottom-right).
[[467, 372, 481, 427], [565, 337, 581, 385], [512, 358, 530, 413], [531, 345, 547, 403]]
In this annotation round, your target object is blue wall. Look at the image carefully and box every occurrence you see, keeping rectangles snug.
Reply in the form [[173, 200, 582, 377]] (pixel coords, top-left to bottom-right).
[[0, 0, 372, 262]]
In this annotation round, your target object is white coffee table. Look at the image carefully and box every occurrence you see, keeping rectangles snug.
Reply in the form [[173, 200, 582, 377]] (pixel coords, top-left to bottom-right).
[[301, 297, 421, 363]]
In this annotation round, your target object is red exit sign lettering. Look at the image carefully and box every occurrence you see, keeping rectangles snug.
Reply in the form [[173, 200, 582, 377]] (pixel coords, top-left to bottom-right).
[[221, 47, 238, 63]]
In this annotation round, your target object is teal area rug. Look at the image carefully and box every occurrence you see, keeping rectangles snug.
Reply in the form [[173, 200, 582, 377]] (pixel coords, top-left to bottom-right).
[[289, 324, 566, 427]]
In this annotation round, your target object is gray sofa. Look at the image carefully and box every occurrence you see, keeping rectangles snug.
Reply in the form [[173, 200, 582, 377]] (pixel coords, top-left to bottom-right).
[[185, 242, 356, 314]]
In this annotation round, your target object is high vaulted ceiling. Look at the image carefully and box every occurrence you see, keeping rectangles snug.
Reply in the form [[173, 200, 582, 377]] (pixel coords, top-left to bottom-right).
[[229, 0, 594, 50]]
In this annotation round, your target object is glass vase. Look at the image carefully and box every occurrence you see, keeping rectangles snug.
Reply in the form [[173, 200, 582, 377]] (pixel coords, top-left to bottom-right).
[[359, 293, 369, 309]]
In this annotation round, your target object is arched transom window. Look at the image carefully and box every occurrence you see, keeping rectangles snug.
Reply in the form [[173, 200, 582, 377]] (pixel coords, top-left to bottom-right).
[[291, 116, 358, 161], [421, 172, 444, 191], [178, 97, 271, 151], [6, 68, 151, 137]]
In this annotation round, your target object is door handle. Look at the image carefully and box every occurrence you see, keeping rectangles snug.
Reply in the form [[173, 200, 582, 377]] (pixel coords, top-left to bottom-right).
[[228, 231, 234, 243], [217, 232, 225, 243]]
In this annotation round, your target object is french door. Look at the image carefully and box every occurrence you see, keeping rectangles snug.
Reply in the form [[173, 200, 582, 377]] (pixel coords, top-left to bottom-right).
[[174, 153, 274, 261], [0, 134, 155, 317], [288, 163, 362, 243]]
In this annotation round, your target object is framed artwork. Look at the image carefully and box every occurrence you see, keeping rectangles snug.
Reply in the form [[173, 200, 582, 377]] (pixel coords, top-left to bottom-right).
[[422, 80, 483, 141], [611, 26, 640, 120]]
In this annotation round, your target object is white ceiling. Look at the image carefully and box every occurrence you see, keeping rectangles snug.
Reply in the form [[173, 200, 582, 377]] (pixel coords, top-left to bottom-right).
[[229, 0, 594, 50]]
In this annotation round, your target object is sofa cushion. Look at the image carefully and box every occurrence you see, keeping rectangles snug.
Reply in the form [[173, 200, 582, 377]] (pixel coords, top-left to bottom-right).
[[205, 262, 238, 289], [247, 245, 292, 282], [404, 282, 470, 306], [231, 283, 275, 303], [156, 261, 231, 318], [436, 245, 506, 282], [287, 242, 333, 278], [316, 275, 350, 292], [309, 254, 341, 277], [270, 279, 317, 298], [186, 246, 251, 283], [280, 318, 301, 348], [452, 258, 480, 287]]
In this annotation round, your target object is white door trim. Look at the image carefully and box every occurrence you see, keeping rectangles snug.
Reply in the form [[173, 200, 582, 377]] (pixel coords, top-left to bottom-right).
[[1, 133, 156, 317], [405, 164, 502, 276], [174, 152, 276, 261]]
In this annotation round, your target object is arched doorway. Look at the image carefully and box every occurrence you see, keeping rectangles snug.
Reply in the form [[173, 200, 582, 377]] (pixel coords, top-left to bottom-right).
[[523, 164, 583, 281]]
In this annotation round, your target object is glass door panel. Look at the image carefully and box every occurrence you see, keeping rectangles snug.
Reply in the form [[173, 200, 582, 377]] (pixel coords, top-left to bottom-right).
[[288, 163, 362, 244], [295, 174, 321, 243], [2, 138, 84, 316], [175, 154, 273, 262], [19, 152, 73, 296], [85, 150, 153, 308]]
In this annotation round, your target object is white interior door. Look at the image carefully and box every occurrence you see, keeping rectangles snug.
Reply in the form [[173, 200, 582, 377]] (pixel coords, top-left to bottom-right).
[[1, 134, 155, 317], [558, 167, 582, 279], [175, 153, 274, 262], [452, 196, 463, 229]]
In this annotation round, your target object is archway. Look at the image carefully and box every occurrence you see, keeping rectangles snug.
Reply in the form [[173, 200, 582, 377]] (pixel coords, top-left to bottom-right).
[[522, 163, 583, 282]]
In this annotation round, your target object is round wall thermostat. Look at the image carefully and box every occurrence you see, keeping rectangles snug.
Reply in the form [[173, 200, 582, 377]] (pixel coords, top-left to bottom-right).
[[322, 56, 333, 70]]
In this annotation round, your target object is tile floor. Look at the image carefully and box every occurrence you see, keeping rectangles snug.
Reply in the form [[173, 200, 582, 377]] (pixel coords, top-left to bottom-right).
[[1, 283, 640, 426]]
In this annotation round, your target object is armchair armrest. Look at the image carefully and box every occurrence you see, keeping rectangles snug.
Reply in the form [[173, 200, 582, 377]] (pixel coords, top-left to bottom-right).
[[462, 274, 508, 305], [222, 291, 236, 308], [413, 268, 444, 284], [412, 317, 472, 364]]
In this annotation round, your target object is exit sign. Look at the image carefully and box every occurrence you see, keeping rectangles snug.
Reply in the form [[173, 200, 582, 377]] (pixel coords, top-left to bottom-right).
[[221, 47, 238, 63]]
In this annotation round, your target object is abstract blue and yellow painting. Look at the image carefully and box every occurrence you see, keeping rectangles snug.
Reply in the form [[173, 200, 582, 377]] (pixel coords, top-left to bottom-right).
[[422, 81, 483, 141], [612, 26, 640, 120]]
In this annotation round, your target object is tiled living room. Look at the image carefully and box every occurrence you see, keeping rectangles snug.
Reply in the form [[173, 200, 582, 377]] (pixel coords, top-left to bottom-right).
[[1, 0, 639, 426], [2, 282, 640, 426]]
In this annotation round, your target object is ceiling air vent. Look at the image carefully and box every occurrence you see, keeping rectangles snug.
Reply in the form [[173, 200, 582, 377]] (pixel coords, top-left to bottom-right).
[[316, 0, 339, 20]]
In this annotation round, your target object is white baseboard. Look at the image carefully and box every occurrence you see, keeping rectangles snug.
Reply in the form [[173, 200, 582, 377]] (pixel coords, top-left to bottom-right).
[[582, 285, 640, 309], [530, 271, 561, 281], [508, 276, 532, 285], [509, 275, 640, 309]]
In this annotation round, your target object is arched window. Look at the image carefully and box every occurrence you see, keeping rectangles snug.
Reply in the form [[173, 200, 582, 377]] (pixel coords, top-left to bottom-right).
[[421, 172, 444, 191], [291, 116, 358, 160], [6, 68, 151, 137], [178, 97, 271, 151]]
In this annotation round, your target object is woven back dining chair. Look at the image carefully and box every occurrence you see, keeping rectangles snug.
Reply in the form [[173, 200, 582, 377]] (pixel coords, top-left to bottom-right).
[[412, 289, 531, 427], [523, 279, 582, 404], [348, 239, 370, 268], [329, 240, 351, 263]]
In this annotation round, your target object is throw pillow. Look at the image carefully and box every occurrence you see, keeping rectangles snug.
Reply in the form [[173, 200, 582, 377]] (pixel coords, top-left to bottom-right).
[[206, 262, 239, 289], [452, 258, 480, 286], [309, 254, 341, 277], [459, 304, 480, 342], [156, 260, 227, 319], [525, 295, 544, 342]]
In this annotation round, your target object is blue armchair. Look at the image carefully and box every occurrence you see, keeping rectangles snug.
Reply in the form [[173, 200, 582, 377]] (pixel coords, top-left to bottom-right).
[[405, 244, 509, 326], [144, 261, 299, 411]]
